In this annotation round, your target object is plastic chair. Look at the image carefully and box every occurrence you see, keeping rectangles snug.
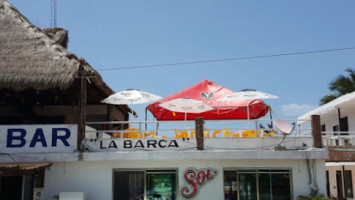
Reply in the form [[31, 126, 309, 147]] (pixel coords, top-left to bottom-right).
[[123, 132, 140, 138], [123, 127, 141, 138], [112, 131, 121, 138], [174, 129, 189, 138], [213, 129, 239, 138], [229, 132, 240, 138], [262, 131, 275, 137], [241, 130, 261, 138], [190, 130, 209, 138], [143, 131, 155, 138]]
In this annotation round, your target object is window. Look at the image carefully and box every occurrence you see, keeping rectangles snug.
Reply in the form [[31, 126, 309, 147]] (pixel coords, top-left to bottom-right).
[[113, 170, 177, 200], [333, 125, 339, 135], [224, 169, 291, 200], [336, 171, 344, 198], [345, 170, 353, 198], [224, 171, 238, 200], [321, 124, 326, 135], [340, 117, 349, 135]]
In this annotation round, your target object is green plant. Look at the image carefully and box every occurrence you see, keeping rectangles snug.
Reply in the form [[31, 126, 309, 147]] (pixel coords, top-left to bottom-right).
[[297, 195, 331, 200], [311, 195, 331, 200]]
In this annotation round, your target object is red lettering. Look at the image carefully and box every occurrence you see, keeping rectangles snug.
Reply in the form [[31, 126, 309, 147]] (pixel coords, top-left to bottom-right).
[[197, 171, 205, 185], [206, 169, 213, 180], [181, 169, 197, 198], [181, 168, 218, 198]]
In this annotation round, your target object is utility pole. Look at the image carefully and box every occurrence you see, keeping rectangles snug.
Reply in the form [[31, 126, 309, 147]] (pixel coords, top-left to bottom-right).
[[50, 0, 57, 27]]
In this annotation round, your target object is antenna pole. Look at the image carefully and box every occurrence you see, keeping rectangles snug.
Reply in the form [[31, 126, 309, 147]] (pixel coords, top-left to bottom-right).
[[50, 0, 57, 27]]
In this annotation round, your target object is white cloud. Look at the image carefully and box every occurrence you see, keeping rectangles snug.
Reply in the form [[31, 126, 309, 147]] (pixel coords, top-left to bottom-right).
[[280, 104, 317, 117]]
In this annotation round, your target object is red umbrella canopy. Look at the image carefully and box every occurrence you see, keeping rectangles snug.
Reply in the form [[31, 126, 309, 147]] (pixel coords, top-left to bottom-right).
[[147, 80, 269, 120]]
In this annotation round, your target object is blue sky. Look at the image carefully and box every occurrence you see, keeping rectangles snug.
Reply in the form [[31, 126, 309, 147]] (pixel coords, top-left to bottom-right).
[[8, 0, 355, 120]]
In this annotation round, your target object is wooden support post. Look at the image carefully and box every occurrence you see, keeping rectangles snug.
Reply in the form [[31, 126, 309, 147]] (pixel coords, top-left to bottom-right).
[[107, 105, 114, 128], [77, 65, 87, 151], [195, 117, 204, 150], [311, 115, 322, 148]]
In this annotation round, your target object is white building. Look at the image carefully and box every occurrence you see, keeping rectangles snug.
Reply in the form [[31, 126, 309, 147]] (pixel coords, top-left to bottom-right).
[[298, 90, 355, 199], [1, 126, 328, 200], [0, 1, 328, 199]]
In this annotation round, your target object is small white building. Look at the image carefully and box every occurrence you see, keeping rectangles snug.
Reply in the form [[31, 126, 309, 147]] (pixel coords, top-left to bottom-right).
[[298, 91, 355, 199]]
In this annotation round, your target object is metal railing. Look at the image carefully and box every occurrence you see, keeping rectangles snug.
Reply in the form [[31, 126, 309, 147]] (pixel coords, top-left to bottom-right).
[[85, 119, 313, 139]]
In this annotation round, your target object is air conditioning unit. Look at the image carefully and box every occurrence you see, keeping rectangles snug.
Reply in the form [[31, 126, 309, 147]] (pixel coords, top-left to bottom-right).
[[59, 192, 86, 200]]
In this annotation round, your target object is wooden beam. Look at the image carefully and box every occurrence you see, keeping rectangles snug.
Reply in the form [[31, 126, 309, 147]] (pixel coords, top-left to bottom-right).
[[311, 115, 322, 148], [77, 65, 87, 151], [195, 117, 204, 150]]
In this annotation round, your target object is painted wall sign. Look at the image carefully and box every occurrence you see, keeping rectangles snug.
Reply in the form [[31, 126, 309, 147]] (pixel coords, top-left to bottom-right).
[[181, 168, 218, 198], [0, 125, 77, 153], [83, 138, 198, 152]]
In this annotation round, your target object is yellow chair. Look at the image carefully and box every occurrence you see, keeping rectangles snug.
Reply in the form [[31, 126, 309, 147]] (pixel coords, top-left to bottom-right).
[[241, 130, 261, 138], [213, 130, 223, 138], [174, 129, 189, 138], [112, 131, 121, 138], [213, 129, 239, 138], [229, 132, 240, 138], [190, 130, 209, 138], [143, 131, 155, 138], [262, 131, 275, 137], [123, 127, 141, 138]]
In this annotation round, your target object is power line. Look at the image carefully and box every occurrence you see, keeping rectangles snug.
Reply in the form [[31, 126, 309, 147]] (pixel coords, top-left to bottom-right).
[[97, 46, 355, 71]]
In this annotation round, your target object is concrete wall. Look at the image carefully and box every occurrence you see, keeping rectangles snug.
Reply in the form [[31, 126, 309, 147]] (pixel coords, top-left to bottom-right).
[[44, 159, 327, 200]]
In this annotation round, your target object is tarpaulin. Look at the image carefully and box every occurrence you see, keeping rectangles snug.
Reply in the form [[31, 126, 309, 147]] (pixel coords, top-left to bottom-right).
[[147, 80, 269, 120]]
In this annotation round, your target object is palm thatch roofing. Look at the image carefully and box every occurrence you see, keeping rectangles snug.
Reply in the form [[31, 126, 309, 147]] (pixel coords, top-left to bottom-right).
[[0, 1, 132, 113]]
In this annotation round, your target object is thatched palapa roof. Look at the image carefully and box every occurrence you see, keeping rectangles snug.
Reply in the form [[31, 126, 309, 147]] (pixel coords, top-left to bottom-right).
[[0, 1, 110, 95]]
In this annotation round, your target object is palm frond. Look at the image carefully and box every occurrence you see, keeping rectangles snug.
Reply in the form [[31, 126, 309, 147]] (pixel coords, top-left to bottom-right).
[[329, 68, 355, 95], [319, 94, 339, 105]]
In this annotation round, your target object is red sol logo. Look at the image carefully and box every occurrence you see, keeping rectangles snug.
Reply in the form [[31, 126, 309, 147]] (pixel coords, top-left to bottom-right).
[[181, 168, 218, 198]]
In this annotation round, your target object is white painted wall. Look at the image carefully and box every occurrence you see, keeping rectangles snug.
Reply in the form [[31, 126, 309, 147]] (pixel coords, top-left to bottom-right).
[[321, 101, 355, 135], [44, 159, 326, 200]]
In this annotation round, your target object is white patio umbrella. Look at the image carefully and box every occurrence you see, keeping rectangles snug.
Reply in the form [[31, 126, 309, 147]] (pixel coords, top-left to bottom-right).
[[101, 89, 162, 117], [218, 89, 278, 120], [101, 89, 162, 105], [220, 89, 279, 100], [159, 98, 213, 121]]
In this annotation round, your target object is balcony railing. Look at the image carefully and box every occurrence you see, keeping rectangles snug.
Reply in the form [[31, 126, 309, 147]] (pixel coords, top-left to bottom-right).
[[321, 131, 355, 147], [81, 119, 316, 152], [85, 119, 313, 139]]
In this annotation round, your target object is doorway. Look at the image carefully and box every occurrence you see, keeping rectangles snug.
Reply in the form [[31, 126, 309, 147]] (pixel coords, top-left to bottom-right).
[[1, 176, 23, 200], [336, 170, 344, 199]]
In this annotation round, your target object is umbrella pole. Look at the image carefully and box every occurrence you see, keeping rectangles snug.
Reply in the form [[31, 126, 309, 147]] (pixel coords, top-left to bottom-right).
[[247, 104, 250, 127], [156, 122, 159, 136], [145, 107, 148, 131], [184, 112, 187, 130], [269, 105, 273, 129], [131, 107, 134, 121]]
